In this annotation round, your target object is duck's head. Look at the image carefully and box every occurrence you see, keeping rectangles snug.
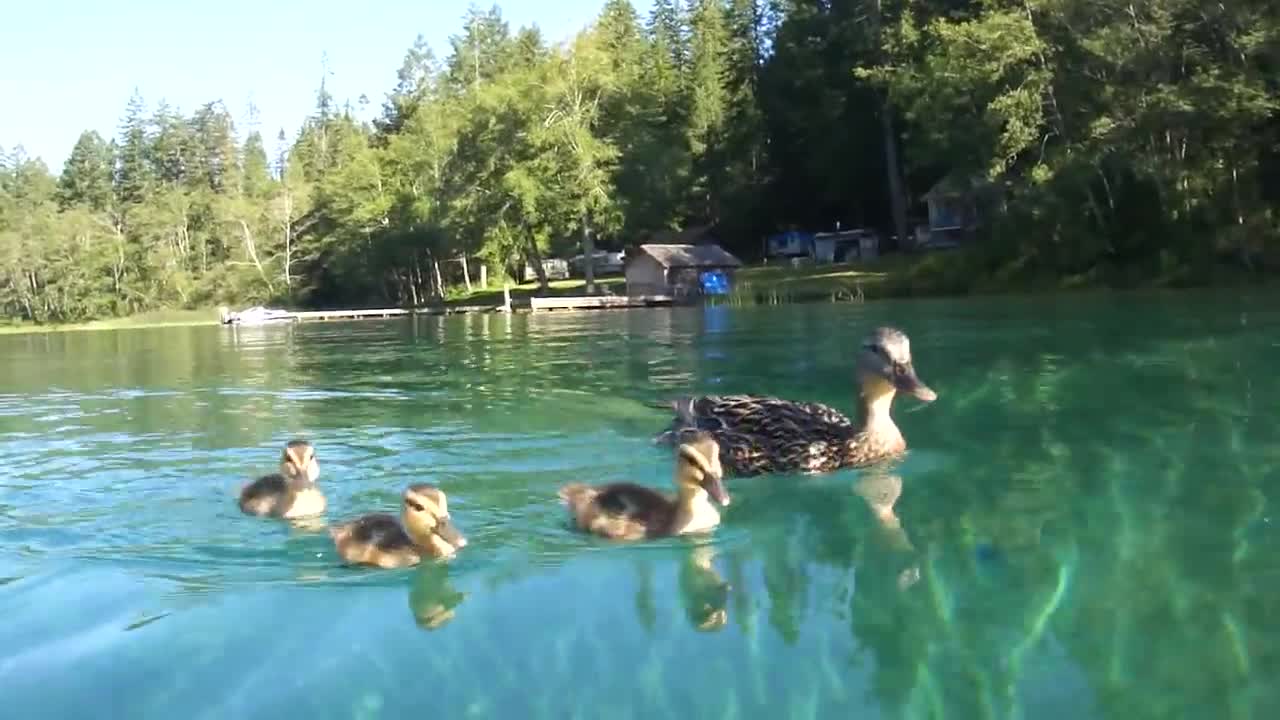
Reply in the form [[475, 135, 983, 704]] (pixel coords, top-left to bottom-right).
[[401, 484, 468, 553], [676, 431, 730, 506], [856, 327, 937, 403], [280, 439, 320, 484]]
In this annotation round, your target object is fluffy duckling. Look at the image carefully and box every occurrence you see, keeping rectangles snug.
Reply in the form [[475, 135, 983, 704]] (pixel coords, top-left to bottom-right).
[[237, 439, 326, 519], [329, 484, 467, 569], [559, 431, 730, 541]]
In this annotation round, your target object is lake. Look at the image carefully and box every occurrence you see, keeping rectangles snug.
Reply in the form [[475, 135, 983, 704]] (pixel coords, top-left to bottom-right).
[[0, 291, 1277, 719]]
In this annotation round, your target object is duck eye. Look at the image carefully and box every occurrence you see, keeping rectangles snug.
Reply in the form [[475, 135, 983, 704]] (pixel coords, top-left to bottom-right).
[[893, 362, 906, 375], [406, 499, 425, 512]]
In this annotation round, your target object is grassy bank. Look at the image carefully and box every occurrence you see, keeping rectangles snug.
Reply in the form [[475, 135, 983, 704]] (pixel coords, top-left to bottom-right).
[[0, 309, 221, 335]]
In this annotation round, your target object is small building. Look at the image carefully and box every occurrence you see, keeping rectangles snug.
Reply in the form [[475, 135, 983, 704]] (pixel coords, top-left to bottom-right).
[[813, 229, 881, 263], [523, 258, 570, 282], [766, 230, 815, 259], [919, 173, 993, 248], [568, 250, 625, 277], [625, 243, 743, 298]]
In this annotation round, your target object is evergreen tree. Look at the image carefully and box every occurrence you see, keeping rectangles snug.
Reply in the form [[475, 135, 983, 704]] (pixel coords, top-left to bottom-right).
[[149, 100, 191, 187], [685, 0, 732, 223], [115, 89, 152, 207], [57, 131, 114, 211], [242, 131, 272, 198]]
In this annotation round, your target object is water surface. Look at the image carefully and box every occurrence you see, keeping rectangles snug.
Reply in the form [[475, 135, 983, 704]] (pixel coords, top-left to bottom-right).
[[1, 291, 1277, 719]]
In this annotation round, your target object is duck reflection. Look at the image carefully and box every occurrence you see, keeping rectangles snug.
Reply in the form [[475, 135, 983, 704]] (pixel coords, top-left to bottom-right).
[[407, 563, 467, 631], [853, 470, 921, 591], [678, 543, 730, 632], [741, 467, 922, 645]]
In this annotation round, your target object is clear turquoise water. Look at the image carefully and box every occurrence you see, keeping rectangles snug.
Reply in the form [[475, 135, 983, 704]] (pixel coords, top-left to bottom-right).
[[1, 292, 1277, 719]]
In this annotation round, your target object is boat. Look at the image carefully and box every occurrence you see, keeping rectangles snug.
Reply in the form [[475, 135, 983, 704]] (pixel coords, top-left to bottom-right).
[[218, 306, 297, 326]]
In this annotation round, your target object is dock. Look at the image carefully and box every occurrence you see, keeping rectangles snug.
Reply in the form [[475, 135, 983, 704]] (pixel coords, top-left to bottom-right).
[[527, 295, 674, 312], [222, 294, 676, 326], [290, 306, 501, 322]]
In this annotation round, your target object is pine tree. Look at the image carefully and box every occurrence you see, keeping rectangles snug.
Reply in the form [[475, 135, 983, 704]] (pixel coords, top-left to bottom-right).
[[445, 4, 514, 91], [149, 100, 191, 187], [242, 132, 271, 198], [685, 0, 732, 223], [57, 131, 114, 211], [115, 89, 152, 206]]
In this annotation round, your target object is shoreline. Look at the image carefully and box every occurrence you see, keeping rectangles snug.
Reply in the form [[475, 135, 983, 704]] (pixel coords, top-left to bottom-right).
[[2, 256, 1274, 336]]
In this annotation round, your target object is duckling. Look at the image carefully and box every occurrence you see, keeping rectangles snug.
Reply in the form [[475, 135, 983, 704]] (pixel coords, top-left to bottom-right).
[[237, 439, 326, 519], [329, 484, 467, 569], [559, 431, 730, 541], [654, 326, 937, 476]]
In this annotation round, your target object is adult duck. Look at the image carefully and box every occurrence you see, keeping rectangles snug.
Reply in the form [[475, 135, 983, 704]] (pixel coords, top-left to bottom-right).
[[654, 326, 937, 476]]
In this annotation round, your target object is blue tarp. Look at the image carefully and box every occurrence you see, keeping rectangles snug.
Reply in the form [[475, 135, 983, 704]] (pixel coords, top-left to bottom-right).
[[700, 270, 730, 295]]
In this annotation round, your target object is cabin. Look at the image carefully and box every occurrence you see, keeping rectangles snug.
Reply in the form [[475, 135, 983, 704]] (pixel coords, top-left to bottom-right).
[[568, 250, 625, 277], [813, 229, 880, 263], [919, 173, 992, 248], [765, 230, 815, 259], [522, 258, 570, 282], [624, 243, 744, 298]]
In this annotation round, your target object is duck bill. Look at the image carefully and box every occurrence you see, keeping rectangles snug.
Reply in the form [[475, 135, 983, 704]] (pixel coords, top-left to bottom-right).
[[434, 517, 467, 549], [893, 366, 937, 403], [703, 475, 731, 506]]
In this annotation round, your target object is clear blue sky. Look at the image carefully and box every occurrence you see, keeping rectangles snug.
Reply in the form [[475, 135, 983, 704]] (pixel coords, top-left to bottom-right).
[[0, 0, 651, 172]]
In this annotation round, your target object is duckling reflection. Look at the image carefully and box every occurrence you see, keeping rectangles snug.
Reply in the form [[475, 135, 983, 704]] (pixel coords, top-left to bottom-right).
[[330, 484, 467, 568], [407, 563, 468, 631], [632, 559, 659, 633], [678, 543, 730, 632], [853, 469, 920, 590], [238, 439, 326, 520]]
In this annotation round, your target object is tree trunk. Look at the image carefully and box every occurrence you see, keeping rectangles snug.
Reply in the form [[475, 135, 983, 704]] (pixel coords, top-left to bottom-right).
[[433, 257, 445, 297], [880, 100, 909, 253], [527, 231, 550, 291], [873, 0, 909, 252], [238, 220, 275, 293], [460, 255, 472, 292], [412, 253, 425, 302], [282, 189, 294, 289], [581, 217, 596, 295]]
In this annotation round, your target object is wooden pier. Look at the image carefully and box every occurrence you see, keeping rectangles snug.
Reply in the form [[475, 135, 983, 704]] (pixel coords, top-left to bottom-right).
[[290, 305, 501, 322], [222, 293, 675, 326], [528, 295, 674, 312]]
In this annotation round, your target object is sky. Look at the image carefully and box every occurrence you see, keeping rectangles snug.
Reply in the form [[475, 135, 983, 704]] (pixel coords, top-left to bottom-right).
[[0, 0, 652, 172]]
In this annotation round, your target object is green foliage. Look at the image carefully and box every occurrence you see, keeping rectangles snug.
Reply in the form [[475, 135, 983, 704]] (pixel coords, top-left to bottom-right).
[[3, 0, 1280, 323]]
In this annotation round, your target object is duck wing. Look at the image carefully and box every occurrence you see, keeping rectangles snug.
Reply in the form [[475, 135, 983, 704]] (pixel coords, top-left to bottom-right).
[[657, 394, 856, 470], [560, 482, 676, 539], [662, 395, 853, 435], [238, 473, 294, 515], [338, 513, 414, 552]]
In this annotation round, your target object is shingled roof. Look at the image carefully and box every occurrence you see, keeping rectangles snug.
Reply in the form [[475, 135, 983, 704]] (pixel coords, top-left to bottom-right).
[[636, 243, 743, 268]]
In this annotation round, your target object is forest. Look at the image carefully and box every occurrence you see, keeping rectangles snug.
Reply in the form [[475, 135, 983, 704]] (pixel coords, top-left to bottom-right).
[[1, 0, 1278, 322]]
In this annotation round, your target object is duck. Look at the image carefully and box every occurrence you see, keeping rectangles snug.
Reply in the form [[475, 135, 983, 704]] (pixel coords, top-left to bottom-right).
[[559, 431, 730, 541], [329, 484, 467, 568], [653, 326, 937, 476], [237, 439, 326, 518]]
